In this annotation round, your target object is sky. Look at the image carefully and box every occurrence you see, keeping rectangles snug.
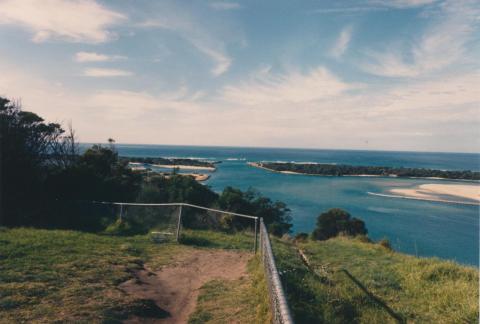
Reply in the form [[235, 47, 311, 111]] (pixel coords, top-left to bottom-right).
[[0, 0, 479, 153]]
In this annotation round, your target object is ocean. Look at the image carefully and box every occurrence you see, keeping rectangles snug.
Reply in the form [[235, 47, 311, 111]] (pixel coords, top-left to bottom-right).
[[93, 144, 480, 266]]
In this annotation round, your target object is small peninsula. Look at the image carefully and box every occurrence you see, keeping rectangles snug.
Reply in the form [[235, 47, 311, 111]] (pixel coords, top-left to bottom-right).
[[248, 162, 480, 181]]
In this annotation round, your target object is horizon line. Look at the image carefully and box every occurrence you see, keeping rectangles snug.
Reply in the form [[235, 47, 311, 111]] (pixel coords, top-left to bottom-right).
[[78, 142, 480, 155]]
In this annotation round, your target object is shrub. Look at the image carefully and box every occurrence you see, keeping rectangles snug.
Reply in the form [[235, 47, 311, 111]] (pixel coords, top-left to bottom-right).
[[294, 232, 309, 242], [378, 238, 392, 250]]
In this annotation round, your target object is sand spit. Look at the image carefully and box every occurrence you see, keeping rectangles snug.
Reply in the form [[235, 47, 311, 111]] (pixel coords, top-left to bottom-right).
[[152, 164, 215, 171]]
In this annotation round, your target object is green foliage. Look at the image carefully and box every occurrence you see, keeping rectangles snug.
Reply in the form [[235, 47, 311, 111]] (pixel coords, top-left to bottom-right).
[[104, 218, 146, 236], [378, 238, 392, 250], [218, 187, 292, 236], [294, 232, 309, 242], [0, 96, 141, 229], [312, 208, 367, 240], [0, 98, 75, 226]]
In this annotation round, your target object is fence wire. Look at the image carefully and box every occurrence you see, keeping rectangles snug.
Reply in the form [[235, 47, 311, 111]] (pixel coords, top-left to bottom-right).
[[259, 218, 294, 324]]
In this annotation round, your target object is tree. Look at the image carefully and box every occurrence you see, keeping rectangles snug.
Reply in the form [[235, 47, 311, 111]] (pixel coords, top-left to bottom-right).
[[0, 97, 75, 226], [312, 208, 367, 240]]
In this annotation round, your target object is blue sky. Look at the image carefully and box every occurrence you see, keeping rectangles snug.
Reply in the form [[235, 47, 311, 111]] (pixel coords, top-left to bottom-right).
[[0, 0, 479, 152]]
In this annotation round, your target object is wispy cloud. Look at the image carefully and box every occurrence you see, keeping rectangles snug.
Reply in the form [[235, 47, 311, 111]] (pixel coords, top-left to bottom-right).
[[310, 7, 387, 14], [311, 0, 437, 15], [361, 0, 479, 77], [83, 68, 133, 77], [0, 0, 126, 43], [330, 26, 353, 58], [209, 2, 241, 10], [371, 0, 439, 8], [222, 67, 355, 105], [138, 8, 232, 76], [74, 52, 126, 62]]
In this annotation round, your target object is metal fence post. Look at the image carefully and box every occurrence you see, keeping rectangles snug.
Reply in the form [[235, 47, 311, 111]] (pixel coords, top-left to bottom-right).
[[119, 204, 123, 221], [254, 217, 258, 254], [175, 204, 183, 242]]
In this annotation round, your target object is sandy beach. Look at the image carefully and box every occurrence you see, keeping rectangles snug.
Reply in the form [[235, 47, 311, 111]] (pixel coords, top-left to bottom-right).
[[390, 183, 480, 203]]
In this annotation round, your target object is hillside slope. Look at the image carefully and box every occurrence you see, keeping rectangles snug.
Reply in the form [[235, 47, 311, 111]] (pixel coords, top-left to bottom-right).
[[273, 236, 478, 323]]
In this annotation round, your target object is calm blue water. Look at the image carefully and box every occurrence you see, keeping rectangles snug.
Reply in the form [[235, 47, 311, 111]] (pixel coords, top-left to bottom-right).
[[87, 144, 480, 266]]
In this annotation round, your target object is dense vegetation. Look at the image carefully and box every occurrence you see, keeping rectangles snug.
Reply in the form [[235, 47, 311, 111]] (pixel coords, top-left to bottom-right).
[[120, 156, 217, 168], [273, 236, 479, 323], [0, 97, 291, 236], [256, 162, 480, 180], [311, 208, 367, 241]]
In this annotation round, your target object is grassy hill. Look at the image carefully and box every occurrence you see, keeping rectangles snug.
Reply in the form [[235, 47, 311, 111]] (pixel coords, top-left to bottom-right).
[[0, 227, 268, 323], [273, 235, 478, 323]]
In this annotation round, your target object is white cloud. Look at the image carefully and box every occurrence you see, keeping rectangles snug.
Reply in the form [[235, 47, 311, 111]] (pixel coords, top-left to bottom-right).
[[361, 0, 479, 77], [222, 67, 355, 105], [330, 26, 352, 58], [1, 54, 478, 151], [83, 68, 133, 77], [209, 2, 241, 10], [0, 0, 125, 43], [139, 12, 232, 76], [74, 51, 127, 62]]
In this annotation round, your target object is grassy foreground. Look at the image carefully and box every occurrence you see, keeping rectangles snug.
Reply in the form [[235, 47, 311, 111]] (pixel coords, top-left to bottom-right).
[[0, 227, 258, 323], [273, 236, 479, 323], [189, 257, 271, 324]]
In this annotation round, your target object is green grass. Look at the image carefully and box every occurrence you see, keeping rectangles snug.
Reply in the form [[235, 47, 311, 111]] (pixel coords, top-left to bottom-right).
[[0, 227, 256, 323], [181, 229, 256, 251], [188, 256, 271, 324], [272, 235, 479, 323]]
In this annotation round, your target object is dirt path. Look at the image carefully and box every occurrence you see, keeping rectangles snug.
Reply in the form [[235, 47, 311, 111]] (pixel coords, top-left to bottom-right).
[[119, 249, 251, 323]]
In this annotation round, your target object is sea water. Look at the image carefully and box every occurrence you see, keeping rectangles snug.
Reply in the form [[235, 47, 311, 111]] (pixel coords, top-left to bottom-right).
[[89, 144, 479, 266]]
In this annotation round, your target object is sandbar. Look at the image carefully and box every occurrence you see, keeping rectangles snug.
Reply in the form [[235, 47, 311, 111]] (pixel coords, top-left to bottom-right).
[[390, 183, 479, 203]]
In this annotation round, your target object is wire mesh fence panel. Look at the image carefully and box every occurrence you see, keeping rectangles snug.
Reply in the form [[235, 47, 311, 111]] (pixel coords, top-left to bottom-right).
[[259, 218, 294, 324], [118, 205, 180, 242], [178, 205, 257, 251]]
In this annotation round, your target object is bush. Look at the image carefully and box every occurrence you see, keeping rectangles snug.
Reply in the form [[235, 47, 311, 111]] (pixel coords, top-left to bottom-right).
[[311, 208, 367, 241], [294, 232, 309, 242], [355, 234, 372, 243], [378, 238, 392, 250], [104, 218, 146, 236]]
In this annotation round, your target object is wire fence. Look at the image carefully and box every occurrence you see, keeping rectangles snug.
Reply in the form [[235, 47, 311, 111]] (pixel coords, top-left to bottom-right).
[[259, 218, 294, 324], [91, 202, 259, 249]]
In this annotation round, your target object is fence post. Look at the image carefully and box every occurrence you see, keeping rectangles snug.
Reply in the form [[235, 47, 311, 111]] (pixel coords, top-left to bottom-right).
[[176, 204, 183, 242], [254, 217, 258, 254], [119, 204, 123, 221]]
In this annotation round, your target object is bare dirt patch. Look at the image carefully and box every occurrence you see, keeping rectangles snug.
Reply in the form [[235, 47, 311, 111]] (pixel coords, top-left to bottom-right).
[[119, 249, 251, 323]]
